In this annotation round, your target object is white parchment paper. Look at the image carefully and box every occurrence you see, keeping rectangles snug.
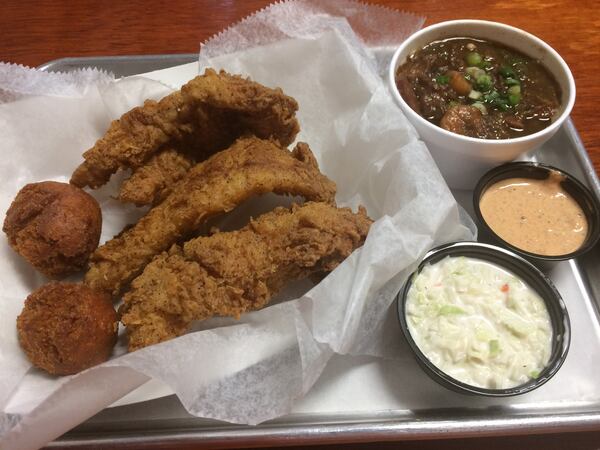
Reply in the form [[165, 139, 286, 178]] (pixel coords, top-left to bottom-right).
[[0, 1, 475, 449]]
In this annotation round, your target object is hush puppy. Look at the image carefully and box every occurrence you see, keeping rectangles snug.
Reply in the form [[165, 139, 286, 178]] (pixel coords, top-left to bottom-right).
[[17, 282, 118, 375], [3, 181, 102, 278]]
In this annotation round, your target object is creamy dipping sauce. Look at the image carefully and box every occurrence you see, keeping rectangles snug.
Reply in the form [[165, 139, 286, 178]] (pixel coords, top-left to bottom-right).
[[479, 173, 588, 255], [406, 256, 552, 389]]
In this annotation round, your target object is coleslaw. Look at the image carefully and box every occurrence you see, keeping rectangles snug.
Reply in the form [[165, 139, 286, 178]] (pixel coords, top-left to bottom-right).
[[406, 256, 552, 389]]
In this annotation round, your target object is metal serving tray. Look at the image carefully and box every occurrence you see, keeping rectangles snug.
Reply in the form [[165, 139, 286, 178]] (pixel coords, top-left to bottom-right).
[[40, 55, 600, 448]]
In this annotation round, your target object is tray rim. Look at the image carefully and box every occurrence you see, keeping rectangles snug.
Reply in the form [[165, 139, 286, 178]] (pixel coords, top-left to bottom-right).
[[37, 53, 199, 75], [38, 54, 600, 446], [48, 414, 600, 448]]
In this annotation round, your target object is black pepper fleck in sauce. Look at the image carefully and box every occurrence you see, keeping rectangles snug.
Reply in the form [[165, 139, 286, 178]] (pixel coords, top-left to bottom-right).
[[479, 173, 588, 255]]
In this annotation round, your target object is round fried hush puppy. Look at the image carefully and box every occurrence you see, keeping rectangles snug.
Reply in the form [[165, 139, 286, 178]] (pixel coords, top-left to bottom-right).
[[17, 283, 118, 375], [3, 181, 102, 278]]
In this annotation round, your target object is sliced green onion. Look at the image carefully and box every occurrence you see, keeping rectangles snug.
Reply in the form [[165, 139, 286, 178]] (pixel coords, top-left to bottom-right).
[[471, 102, 487, 115], [466, 66, 485, 79], [499, 66, 515, 78], [485, 92, 511, 111], [476, 74, 493, 91], [505, 77, 520, 86], [483, 90, 500, 103], [495, 99, 511, 111], [529, 370, 540, 379], [508, 93, 521, 105], [508, 85, 521, 95], [466, 51, 482, 67], [468, 90, 482, 100], [435, 75, 449, 85]]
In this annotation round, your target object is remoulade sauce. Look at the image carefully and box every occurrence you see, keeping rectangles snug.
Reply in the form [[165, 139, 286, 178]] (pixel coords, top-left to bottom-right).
[[479, 173, 588, 255]]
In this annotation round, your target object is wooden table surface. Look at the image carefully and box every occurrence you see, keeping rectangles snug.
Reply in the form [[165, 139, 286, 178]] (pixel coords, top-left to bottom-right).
[[3, 1, 600, 449]]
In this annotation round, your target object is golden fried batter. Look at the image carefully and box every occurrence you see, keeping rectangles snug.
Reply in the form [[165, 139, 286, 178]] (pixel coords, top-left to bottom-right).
[[120, 202, 372, 350], [17, 282, 118, 375], [3, 181, 102, 278], [118, 147, 194, 206], [85, 137, 336, 296], [71, 69, 300, 189]]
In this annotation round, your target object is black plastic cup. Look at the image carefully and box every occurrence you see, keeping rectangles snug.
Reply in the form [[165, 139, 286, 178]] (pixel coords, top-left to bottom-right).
[[473, 161, 600, 261], [397, 241, 571, 397]]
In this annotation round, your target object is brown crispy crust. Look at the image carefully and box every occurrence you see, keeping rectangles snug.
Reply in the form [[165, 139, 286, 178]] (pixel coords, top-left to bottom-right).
[[3, 181, 102, 278], [17, 282, 118, 375], [70, 90, 193, 189], [84, 136, 336, 297], [118, 147, 195, 206], [120, 202, 372, 351], [71, 69, 300, 189]]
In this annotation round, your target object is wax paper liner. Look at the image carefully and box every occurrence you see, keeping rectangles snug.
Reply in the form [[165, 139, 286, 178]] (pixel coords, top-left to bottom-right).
[[199, 0, 424, 75], [0, 2, 476, 449], [0, 62, 114, 103]]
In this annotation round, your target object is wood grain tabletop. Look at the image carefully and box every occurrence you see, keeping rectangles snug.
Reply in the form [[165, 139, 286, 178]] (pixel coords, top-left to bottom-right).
[[2, 1, 600, 449]]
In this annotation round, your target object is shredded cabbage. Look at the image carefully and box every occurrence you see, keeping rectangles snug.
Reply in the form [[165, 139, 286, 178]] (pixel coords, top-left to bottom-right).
[[406, 256, 552, 389]]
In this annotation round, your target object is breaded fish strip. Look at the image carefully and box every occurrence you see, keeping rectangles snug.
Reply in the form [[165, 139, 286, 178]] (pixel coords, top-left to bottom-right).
[[84, 137, 336, 296], [118, 148, 194, 206], [71, 90, 192, 189], [71, 69, 300, 188], [120, 202, 372, 350]]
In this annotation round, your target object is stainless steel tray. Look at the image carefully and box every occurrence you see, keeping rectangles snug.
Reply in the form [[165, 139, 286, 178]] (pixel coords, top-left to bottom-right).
[[40, 55, 600, 448]]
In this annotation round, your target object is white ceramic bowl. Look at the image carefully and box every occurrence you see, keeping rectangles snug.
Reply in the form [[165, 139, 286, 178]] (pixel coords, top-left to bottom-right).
[[388, 20, 576, 189]]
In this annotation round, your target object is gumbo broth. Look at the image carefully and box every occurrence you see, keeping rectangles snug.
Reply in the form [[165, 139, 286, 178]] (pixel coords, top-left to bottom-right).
[[395, 38, 561, 139]]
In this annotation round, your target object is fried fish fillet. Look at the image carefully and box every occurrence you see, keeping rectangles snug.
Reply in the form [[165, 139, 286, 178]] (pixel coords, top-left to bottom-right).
[[118, 148, 194, 206], [71, 69, 300, 189], [120, 202, 372, 350], [84, 137, 336, 296]]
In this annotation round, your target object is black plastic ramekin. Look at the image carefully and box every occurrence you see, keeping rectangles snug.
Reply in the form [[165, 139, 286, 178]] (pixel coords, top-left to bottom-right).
[[397, 241, 571, 397], [473, 161, 600, 261]]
